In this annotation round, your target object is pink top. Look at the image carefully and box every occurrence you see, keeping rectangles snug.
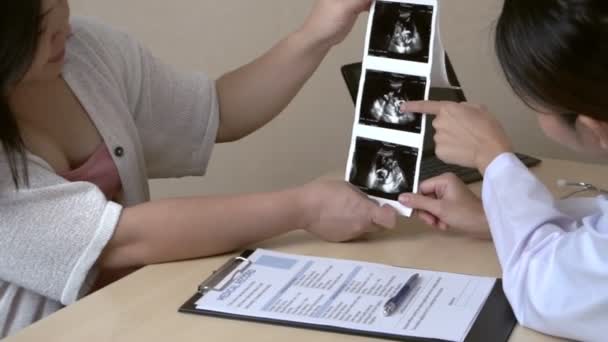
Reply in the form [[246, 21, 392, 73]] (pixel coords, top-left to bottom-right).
[[58, 144, 122, 200]]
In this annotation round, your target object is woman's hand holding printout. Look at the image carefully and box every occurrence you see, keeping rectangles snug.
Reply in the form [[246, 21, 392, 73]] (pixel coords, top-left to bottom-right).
[[300, 0, 374, 49], [300, 180, 398, 243]]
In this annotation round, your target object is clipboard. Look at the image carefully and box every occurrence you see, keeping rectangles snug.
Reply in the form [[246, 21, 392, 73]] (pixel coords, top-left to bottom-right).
[[179, 250, 517, 342]]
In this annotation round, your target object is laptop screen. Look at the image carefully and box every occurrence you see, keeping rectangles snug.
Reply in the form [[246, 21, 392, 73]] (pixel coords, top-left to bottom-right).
[[340, 62, 466, 155]]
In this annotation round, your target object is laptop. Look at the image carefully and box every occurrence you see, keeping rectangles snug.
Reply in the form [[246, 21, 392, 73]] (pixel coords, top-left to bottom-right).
[[340, 61, 541, 183]]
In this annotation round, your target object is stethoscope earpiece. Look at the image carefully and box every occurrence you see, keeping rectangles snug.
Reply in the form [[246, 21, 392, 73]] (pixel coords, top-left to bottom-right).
[[557, 179, 608, 199]]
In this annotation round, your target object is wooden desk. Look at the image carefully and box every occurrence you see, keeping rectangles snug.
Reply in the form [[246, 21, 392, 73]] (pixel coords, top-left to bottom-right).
[[10, 158, 606, 342]]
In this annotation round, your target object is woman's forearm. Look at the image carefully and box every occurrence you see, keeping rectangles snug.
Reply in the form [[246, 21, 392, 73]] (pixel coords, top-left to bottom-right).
[[215, 29, 331, 142], [99, 186, 312, 269]]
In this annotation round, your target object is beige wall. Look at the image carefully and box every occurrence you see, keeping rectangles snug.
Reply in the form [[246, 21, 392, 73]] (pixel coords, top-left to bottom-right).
[[71, 0, 589, 199]]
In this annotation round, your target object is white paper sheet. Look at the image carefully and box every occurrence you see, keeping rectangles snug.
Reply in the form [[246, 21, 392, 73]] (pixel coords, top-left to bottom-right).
[[430, 3, 453, 88], [345, 0, 439, 216], [196, 249, 495, 342]]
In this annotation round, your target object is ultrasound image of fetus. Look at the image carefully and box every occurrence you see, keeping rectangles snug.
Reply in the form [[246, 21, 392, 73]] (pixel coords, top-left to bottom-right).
[[366, 148, 409, 194], [388, 10, 423, 55], [370, 79, 416, 125]]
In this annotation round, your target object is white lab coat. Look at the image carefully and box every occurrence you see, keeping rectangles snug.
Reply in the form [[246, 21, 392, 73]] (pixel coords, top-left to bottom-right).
[[482, 153, 608, 342]]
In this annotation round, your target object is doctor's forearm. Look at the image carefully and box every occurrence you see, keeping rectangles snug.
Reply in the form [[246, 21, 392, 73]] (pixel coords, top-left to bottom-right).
[[215, 29, 331, 142]]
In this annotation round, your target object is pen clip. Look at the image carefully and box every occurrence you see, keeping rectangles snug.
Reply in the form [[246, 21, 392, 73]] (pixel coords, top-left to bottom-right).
[[198, 256, 252, 295]]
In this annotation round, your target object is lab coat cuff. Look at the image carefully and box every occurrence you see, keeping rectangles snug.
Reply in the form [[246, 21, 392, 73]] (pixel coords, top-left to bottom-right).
[[483, 152, 521, 180]]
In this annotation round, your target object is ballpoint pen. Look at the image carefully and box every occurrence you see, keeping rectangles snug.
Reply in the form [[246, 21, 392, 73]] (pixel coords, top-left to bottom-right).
[[383, 273, 420, 316]]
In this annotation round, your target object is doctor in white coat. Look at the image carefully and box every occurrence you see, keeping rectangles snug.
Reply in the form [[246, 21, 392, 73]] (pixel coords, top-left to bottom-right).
[[398, 0, 608, 341]]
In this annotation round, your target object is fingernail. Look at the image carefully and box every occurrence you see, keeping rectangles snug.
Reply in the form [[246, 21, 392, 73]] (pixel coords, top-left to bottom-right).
[[399, 194, 411, 204]]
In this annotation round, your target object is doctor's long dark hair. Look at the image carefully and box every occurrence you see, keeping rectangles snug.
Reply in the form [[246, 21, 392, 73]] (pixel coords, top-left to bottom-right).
[[495, 0, 608, 121], [0, 1, 42, 188]]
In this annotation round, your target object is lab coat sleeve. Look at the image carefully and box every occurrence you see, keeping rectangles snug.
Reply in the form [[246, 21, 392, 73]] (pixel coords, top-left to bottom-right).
[[482, 153, 608, 342]]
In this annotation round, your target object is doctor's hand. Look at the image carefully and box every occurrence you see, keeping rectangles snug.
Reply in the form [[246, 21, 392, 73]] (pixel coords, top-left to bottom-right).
[[399, 173, 491, 240], [300, 180, 398, 242], [300, 0, 373, 49], [402, 101, 513, 173]]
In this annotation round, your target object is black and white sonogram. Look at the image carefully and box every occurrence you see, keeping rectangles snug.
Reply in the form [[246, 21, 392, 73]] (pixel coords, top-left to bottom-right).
[[368, 1, 433, 63], [359, 70, 425, 133], [349, 138, 418, 201]]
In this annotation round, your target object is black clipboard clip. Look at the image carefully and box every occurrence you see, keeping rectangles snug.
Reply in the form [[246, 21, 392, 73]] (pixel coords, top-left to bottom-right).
[[197, 255, 253, 295]]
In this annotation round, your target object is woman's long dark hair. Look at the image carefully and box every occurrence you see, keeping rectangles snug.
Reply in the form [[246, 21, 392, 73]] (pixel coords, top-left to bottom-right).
[[0, 1, 42, 188], [496, 0, 608, 121]]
